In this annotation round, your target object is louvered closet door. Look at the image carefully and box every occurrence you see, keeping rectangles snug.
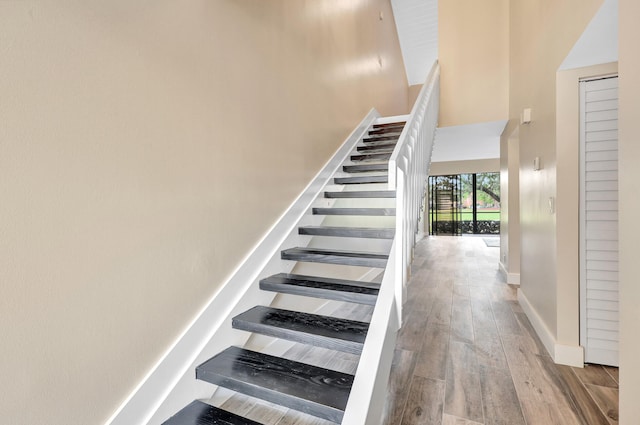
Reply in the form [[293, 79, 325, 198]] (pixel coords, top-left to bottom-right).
[[580, 76, 619, 366]]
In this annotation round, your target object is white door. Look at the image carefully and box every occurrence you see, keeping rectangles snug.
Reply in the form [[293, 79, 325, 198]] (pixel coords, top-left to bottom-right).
[[580, 75, 619, 366]]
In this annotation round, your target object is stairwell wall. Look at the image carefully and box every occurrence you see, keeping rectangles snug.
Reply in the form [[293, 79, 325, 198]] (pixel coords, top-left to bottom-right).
[[0, 1, 409, 424], [438, 0, 509, 127], [506, 0, 603, 362], [618, 0, 640, 419]]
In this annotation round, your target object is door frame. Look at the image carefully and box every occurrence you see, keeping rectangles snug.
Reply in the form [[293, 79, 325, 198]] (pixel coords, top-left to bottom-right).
[[553, 62, 618, 367], [579, 74, 619, 366]]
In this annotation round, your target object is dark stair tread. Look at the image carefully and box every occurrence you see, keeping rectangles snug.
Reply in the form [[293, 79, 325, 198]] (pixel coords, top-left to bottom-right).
[[232, 306, 368, 354], [334, 175, 388, 184], [368, 129, 402, 136], [196, 346, 353, 423], [354, 146, 395, 154], [260, 273, 379, 305], [357, 142, 397, 151], [362, 135, 400, 143], [324, 190, 395, 198], [312, 207, 395, 216], [299, 226, 394, 239], [343, 163, 389, 173], [372, 121, 406, 129], [281, 247, 389, 268], [351, 152, 392, 162], [163, 401, 262, 425]]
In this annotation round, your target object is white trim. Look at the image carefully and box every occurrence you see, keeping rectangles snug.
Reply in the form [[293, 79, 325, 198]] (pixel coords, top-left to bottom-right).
[[518, 289, 556, 358], [499, 261, 520, 285], [499, 261, 507, 280], [579, 76, 620, 367], [555, 343, 585, 368], [579, 79, 588, 352], [106, 109, 381, 425], [342, 240, 400, 425], [518, 289, 584, 367], [517, 289, 555, 358], [375, 114, 410, 125]]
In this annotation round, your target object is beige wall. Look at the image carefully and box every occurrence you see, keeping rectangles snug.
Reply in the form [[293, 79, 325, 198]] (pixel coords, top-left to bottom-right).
[[509, 0, 602, 344], [619, 0, 640, 420], [500, 125, 520, 276], [429, 158, 500, 176], [0, 1, 409, 424], [408, 83, 423, 111], [438, 0, 509, 127]]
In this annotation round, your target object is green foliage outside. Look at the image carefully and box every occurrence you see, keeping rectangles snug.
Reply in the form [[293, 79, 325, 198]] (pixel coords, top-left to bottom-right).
[[428, 172, 501, 235], [460, 172, 500, 208]]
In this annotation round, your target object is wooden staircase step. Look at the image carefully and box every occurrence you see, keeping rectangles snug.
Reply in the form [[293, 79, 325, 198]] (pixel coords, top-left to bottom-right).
[[356, 144, 395, 151], [362, 134, 400, 143], [368, 128, 402, 136], [372, 121, 406, 129], [281, 247, 388, 268], [312, 207, 395, 216], [369, 124, 405, 134], [352, 147, 395, 156], [324, 190, 395, 198], [368, 130, 402, 137], [259, 273, 379, 305], [357, 142, 396, 151], [232, 306, 368, 354], [299, 226, 394, 239], [196, 346, 353, 423], [334, 175, 388, 184], [162, 400, 261, 425], [343, 163, 388, 173], [361, 138, 399, 146], [351, 152, 392, 162]]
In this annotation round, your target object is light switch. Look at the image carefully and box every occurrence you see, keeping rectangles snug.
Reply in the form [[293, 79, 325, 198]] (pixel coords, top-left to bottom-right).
[[533, 156, 541, 171]]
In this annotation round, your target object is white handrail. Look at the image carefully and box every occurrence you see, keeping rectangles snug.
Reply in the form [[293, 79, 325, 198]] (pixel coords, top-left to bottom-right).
[[341, 62, 440, 425], [389, 62, 440, 323], [341, 240, 399, 425]]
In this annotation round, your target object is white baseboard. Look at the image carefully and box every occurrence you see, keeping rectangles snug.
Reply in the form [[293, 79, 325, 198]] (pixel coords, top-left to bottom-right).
[[499, 261, 520, 285], [517, 289, 584, 367], [517, 289, 554, 357], [555, 343, 584, 367], [499, 261, 507, 280], [106, 109, 381, 425]]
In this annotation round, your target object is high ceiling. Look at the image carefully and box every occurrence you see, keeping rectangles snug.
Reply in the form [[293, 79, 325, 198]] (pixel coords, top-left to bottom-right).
[[390, 0, 438, 86], [392, 0, 618, 163]]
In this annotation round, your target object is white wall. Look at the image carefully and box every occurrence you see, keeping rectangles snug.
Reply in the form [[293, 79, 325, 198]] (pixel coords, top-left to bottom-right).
[[509, 0, 603, 360]]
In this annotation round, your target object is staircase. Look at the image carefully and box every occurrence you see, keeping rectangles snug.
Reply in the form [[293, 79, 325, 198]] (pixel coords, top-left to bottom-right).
[[163, 121, 406, 425]]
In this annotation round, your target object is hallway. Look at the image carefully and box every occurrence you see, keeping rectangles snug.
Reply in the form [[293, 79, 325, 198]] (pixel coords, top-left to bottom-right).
[[383, 236, 619, 425]]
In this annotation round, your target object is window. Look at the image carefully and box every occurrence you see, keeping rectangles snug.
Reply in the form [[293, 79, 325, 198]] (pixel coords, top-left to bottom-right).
[[429, 172, 500, 235]]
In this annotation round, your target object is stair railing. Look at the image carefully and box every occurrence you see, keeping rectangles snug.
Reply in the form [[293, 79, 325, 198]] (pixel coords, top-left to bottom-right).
[[341, 62, 440, 425], [389, 61, 440, 324]]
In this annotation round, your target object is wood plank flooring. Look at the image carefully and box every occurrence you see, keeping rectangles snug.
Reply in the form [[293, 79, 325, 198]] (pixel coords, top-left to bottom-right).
[[200, 235, 618, 425], [383, 236, 619, 425]]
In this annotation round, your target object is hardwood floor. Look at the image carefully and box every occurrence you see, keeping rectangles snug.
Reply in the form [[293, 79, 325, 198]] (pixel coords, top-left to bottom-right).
[[383, 236, 619, 425], [203, 235, 618, 424]]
